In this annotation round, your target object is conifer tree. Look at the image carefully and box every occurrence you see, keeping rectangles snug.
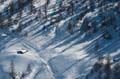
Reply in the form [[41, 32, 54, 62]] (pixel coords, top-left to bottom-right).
[[104, 55, 111, 79]]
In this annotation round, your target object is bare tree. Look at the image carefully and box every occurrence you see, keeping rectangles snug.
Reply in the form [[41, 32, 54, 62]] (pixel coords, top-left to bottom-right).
[[9, 60, 17, 79], [44, 0, 50, 20], [20, 64, 32, 79]]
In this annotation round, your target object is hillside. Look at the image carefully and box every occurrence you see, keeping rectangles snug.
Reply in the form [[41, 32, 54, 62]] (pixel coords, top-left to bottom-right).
[[0, 0, 120, 79]]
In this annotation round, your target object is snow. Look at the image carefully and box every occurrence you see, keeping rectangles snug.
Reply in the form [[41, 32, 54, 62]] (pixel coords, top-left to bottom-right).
[[0, 0, 120, 79]]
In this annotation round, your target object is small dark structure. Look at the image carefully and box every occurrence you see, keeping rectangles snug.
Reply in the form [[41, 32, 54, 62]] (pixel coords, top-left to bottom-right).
[[17, 50, 26, 54]]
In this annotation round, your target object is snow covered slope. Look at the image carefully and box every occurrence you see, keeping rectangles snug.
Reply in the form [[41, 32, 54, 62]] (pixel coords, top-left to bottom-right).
[[0, 0, 120, 79]]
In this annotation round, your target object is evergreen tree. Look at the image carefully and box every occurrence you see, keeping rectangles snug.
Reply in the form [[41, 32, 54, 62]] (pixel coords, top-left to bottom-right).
[[9, 2, 14, 16], [103, 31, 112, 40], [104, 55, 111, 79], [88, 0, 95, 11], [113, 63, 120, 79], [67, 1, 74, 16], [67, 22, 73, 34], [94, 40, 100, 51], [30, 0, 34, 14], [17, 0, 23, 19]]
